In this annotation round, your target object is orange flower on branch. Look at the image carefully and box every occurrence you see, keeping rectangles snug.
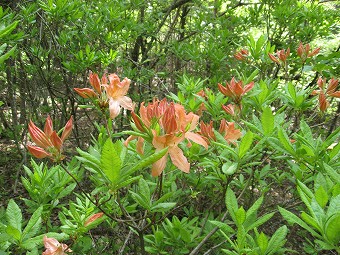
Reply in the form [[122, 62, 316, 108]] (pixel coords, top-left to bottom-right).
[[125, 99, 208, 176], [105, 73, 134, 119], [222, 103, 240, 117], [312, 77, 340, 112], [199, 120, 242, 145], [234, 49, 249, 61], [297, 42, 320, 62], [268, 48, 290, 64], [74, 72, 104, 100], [218, 77, 254, 105], [42, 236, 71, 255], [219, 119, 242, 144], [196, 89, 207, 116], [27, 115, 73, 162], [74, 72, 134, 119]]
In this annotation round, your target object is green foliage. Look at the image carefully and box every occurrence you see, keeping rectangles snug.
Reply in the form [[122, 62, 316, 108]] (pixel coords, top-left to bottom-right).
[[279, 170, 340, 253], [1, 0, 340, 254], [210, 188, 288, 254], [0, 199, 67, 254]]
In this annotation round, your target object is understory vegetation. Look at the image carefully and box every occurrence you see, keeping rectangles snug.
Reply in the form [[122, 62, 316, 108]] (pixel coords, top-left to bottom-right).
[[0, 0, 340, 254]]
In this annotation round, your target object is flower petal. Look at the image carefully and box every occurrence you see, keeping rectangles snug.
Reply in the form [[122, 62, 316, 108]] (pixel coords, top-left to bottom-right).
[[28, 121, 53, 148], [74, 88, 97, 98], [89, 72, 101, 94], [61, 116, 73, 142], [243, 81, 254, 94], [44, 115, 53, 137], [50, 131, 62, 151], [27, 145, 51, 159], [117, 96, 134, 111], [185, 132, 208, 149], [169, 146, 190, 173], [109, 99, 121, 119], [151, 154, 168, 177]]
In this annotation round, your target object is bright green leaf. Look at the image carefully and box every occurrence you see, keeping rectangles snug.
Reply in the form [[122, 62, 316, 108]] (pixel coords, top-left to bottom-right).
[[238, 131, 254, 159], [6, 199, 22, 233], [22, 206, 43, 241], [101, 139, 122, 184], [261, 107, 274, 135]]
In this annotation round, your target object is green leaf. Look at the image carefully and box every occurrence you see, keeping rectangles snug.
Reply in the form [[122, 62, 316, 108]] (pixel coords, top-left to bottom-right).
[[209, 220, 234, 234], [261, 107, 274, 135], [151, 202, 176, 212], [130, 191, 151, 210], [6, 225, 21, 241], [101, 139, 122, 184], [235, 206, 246, 226], [326, 194, 340, 218], [278, 207, 321, 238], [225, 188, 238, 223], [6, 199, 22, 233], [246, 196, 263, 219], [277, 128, 295, 156], [300, 212, 321, 233], [123, 147, 168, 177], [238, 131, 253, 159], [266, 225, 288, 255], [22, 206, 43, 241], [57, 183, 76, 199], [324, 213, 340, 245], [287, 83, 296, 100], [180, 228, 191, 243], [247, 212, 274, 230], [315, 186, 328, 209], [115, 175, 141, 190], [299, 120, 314, 145], [138, 178, 150, 202], [0, 21, 19, 38], [222, 162, 238, 175], [0, 45, 16, 65], [257, 232, 268, 253], [323, 163, 340, 183]]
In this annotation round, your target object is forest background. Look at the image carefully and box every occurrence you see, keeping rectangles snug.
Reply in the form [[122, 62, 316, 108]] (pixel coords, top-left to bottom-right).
[[0, 0, 340, 254]]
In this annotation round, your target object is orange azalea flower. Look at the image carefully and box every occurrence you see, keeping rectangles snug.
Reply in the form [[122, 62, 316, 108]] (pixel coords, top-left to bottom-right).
[[105, 73, 134, 119], [74, 72, 104, 99], [219, 119, 242, 144], [222, 103, 240, 117], [196, 89, 207, 116], [27, 116, 73, 162], [125, 99, 207, 176], [268, 48, 290, 64], [234, 49, 249, 61], [312, 78, 340, 112], [218, 77, 254, 105], [199, 121, 216, 143], [42, 236, 71, 255], [297, 42, 320, 62], [199, 120, 242, 145], [74, 72, 134, 119]]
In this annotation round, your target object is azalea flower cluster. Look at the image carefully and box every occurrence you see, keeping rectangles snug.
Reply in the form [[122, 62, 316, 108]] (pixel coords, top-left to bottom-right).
[[125, 99, 208, 176], [74, 72, 134, 119], [268, 42, 320, 65], [312, 77, 340, 112], [199, 120, 242, 145], [234, 48, 249, 61], [27, 115, 73, 162], [218, 77, 254, 116]]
